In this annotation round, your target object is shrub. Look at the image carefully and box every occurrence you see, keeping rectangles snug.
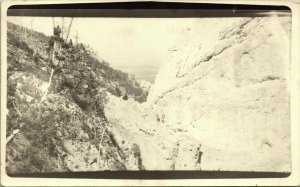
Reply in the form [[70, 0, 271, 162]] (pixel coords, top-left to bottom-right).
[[8, 32, 34, 55]]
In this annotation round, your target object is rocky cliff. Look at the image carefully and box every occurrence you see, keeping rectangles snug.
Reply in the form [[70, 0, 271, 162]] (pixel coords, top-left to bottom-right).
[[147, 17, 291, 172], [105, 16, 291, 172]]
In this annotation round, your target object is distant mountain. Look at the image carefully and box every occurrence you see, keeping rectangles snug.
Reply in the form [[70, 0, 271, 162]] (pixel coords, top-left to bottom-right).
[[115, 64, 160, 83]]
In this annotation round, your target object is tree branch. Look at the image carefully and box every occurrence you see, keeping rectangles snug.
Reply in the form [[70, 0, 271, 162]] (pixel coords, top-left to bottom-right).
[[39, 58, 51, 70], [13, 101, 22, 116], [39, 68, 54, 106], [6, 123, 24, 144]]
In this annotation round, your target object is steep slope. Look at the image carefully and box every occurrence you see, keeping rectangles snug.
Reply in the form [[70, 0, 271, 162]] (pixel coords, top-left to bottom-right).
[[6, 15, 292, 173], [147, 17, 291, 172], [105, 93, 204, 170], [6, 22, 148, 173]]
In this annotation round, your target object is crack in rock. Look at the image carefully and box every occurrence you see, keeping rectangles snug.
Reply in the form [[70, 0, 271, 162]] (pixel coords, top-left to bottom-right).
[[175, 19, 256, 80]]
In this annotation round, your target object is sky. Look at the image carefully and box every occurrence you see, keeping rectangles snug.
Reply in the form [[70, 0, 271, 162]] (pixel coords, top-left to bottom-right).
[[8, 16, 198, 83]]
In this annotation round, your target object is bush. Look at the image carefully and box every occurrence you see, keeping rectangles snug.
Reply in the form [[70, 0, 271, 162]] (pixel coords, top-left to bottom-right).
[[8, 32, 34, 55], [6, 22, 149, 173]]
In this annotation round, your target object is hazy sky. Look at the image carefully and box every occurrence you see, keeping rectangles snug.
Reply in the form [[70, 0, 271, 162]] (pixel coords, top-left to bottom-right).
[[8, 17, 198, 82]]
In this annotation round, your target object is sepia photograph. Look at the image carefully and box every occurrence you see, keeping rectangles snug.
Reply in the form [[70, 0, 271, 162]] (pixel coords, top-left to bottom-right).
[[2, 2, 296, 181]]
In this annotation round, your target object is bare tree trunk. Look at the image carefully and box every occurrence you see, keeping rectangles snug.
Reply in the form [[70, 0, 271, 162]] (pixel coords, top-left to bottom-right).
[[75, 30, 78, 45], [38, 18, 57, 106], [61, 17, 65, 40], [30, 18, 34, 40], [24, 27, 27, 43], [6, 123, 24, 144], [65, 18, 74, 42], [52, 17, 56, 28], [6, 129, 20, 144]]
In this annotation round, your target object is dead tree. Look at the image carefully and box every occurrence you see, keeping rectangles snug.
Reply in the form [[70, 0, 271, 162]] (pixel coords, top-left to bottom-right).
[[65, 18, 74, 42], [75, 30, 79, 45], [61, 17, 65, 39], [39, 17, 74, 106]]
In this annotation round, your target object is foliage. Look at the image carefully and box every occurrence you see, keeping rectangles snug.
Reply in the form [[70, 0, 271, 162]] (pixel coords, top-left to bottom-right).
[[7, 32, 34, 55], [6, 21, 148, 173]]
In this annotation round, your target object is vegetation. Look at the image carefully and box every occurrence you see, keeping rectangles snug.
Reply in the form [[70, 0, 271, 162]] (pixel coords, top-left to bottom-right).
[[6, 21, 148, 173]]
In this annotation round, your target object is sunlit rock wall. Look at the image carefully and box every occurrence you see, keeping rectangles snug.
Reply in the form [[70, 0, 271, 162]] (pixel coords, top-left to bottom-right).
[[148, 16, 291, 172]]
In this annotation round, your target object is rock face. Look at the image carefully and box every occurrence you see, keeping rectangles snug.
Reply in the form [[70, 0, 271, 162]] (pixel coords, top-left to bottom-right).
[[106, 93, 207, 170], [147, 17, 291, 172]]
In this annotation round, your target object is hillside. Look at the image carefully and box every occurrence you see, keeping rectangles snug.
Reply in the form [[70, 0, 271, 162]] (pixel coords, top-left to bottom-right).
[[6, 22, 149, 173], [6, 15, 291, 174]]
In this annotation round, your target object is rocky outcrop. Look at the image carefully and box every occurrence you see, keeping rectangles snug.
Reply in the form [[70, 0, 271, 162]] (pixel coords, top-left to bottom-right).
[[147, 17, 291, 172], [105, 94, 203, 170]]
